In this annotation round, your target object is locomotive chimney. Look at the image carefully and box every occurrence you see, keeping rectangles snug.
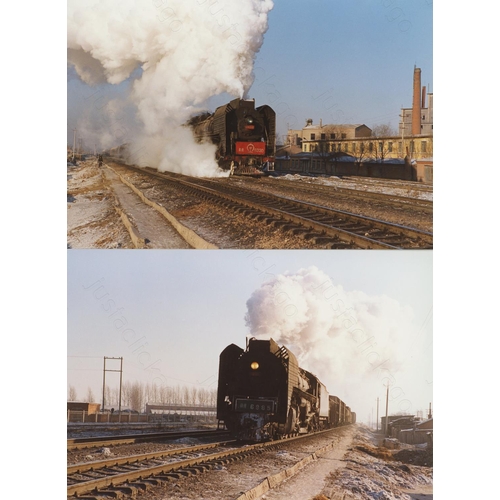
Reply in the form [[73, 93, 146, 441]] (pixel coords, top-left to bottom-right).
[[412, 66, 422, 135]]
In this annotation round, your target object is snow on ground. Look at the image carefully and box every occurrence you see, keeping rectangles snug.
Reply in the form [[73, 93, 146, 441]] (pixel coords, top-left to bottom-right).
[[327, 427, 433, 500], [269, 174, 433, 201], [67, 160, 134, 249]]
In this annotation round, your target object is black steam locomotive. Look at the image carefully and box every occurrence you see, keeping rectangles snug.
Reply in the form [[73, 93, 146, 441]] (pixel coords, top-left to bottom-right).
[[217, 338, 355, 441], [188, 98, 276, 176]]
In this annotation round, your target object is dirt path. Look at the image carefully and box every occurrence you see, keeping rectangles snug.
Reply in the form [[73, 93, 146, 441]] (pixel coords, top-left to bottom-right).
[[102, 166, 192, 249], [257, 426, 356, 500]]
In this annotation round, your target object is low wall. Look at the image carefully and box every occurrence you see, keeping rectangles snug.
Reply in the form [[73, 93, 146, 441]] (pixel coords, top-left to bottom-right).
[[275, 158, 421, 182]]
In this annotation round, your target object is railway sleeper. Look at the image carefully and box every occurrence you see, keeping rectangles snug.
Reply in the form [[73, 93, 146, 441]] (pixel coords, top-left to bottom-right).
[[95, 489, 128, 498], [329, 242, 354, 249], [297, 232, 320, 241], [270, 220, 290, 228], [126, 482, 148, 490], [263, 217, 283, 225], [254, 213, 269, 221], [285, 227, 312, 236], [375, 234, 408, 242], [311, 236, 338, 246]]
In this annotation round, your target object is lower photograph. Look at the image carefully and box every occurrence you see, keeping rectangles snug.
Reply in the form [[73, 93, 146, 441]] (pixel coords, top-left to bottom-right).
[[67, 249, 433, 500]]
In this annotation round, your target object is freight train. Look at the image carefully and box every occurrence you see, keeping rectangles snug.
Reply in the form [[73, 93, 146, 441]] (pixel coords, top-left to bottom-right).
[[188, 98, 276, 176], [217, 338, 355, 441]]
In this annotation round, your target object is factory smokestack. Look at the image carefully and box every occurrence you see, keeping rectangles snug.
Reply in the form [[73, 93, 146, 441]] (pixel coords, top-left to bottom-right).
[[412, 67, 422, 135], [421, 86, 426, 109]]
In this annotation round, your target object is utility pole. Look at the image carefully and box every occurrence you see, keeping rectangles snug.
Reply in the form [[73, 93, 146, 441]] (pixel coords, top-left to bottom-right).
[[384, 384, 389, 436], [73, 129, 77, 162], [376, 397, 379, 432], [400, 109, 405, 159], [102, 356, 124, 414]]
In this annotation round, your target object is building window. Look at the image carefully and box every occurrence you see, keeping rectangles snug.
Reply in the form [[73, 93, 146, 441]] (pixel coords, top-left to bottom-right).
[[421, 141, 427, 153], [398, 142, 402, 153], [310, 133, 315, 140], [341, 133, 347, 139], [369, 142, 373, 153], [344, 143, 348, 152], [321, 133, 325, 140], [388, 142, 393, 152], [378, 142, 383, 153], [330, 133, 336, 139], [352, 143, 356, 153], [410, 141, 415, 153]]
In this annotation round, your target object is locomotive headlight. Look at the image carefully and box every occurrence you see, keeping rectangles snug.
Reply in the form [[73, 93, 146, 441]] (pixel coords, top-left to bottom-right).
[[250, 361, 259, 370], [245, 117, 254, 124]]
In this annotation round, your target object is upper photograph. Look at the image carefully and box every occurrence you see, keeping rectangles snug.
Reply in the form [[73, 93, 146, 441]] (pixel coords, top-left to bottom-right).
[[67, 0, 433, 250]]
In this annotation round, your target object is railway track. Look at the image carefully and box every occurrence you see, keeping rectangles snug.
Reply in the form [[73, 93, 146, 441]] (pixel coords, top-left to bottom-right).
[[67, 429, 337, 498], [324, 174, 434, 194], [111, 162, 432, 249], [231, 175, 433, 214], [67, 439, 238, 497], [68, 429, 230, 450]]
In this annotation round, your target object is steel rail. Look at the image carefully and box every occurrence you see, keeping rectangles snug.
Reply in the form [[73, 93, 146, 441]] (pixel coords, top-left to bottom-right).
[[68, 429, 228, 450], [251, 178, 434, 213], [121, 164, 432, 249], [67, 428, 336, 497], [68, 440, 236, 475]]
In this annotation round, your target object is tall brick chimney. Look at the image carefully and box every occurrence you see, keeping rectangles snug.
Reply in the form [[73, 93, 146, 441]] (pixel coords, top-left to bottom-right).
[[412, 67, 421, 135]]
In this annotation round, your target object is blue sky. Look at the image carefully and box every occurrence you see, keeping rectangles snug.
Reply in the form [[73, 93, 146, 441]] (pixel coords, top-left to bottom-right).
[[67, 0, 432, 145], [239, 0, 433, 136], [68, 250, 433, 424]]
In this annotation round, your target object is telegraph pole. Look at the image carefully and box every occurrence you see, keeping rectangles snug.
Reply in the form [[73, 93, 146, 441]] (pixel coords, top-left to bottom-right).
[[102, 356, 124, 413], [384, 384, 389, 436], [72, 129, 77, 162], [376, 397, 379, 432], [400, 109, 405, 159]]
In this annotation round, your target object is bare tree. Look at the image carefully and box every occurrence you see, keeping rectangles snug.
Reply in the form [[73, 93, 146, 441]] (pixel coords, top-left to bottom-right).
[[129, 382, 144, 412], [68, 385, 78, 401], [371, 124, 397, 162], [197, 388, 209, 406], [353, 139, 371, 167], [85, 387, 95, 403], [105, 386, 114, 407]]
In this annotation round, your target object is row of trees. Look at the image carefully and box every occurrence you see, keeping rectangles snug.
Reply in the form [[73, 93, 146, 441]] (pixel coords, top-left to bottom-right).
[[68, 381, 217, 412]]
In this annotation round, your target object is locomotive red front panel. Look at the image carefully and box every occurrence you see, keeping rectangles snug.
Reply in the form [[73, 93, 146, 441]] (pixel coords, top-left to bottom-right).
[[235, 141, 266, 155]]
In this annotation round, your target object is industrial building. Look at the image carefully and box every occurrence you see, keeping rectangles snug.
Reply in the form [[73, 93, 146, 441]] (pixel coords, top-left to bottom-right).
[[284, 67, 433, 164]]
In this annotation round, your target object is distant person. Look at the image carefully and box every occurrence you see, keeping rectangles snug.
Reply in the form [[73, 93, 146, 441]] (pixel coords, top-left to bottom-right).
[[98, 154, 103, 167]]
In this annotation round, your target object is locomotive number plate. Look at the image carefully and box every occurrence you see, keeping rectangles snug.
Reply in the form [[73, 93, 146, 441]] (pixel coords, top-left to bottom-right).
[[235, 141, 266, 155], [235, 398, 275, 413]]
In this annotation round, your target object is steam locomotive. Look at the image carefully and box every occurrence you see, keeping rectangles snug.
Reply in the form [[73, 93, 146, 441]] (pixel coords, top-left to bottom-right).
[[188, 98, 276, 176], [217, 338, 355, 441]]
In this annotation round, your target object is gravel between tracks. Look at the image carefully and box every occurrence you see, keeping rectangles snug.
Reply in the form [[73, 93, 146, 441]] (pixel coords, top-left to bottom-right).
[[78, 426, 432, 500], [224, 175, 433, 234], [67, 161, 432, 249]]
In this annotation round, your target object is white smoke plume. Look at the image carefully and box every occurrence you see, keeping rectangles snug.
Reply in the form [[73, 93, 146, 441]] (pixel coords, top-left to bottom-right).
[[68, 0, 274, 177], [245, 266, 427, 420]]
